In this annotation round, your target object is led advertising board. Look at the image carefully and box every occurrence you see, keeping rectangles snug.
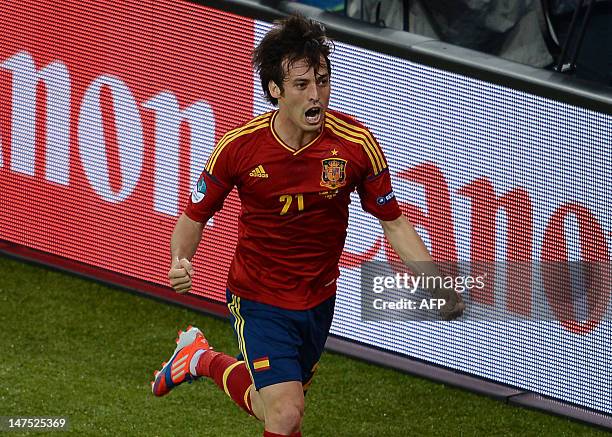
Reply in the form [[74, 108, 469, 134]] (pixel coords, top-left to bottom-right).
[[1, 0, 610, 415]]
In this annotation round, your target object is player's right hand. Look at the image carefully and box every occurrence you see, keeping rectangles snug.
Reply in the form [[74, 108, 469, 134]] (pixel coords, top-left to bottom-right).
[[168, 257, 194, 294]]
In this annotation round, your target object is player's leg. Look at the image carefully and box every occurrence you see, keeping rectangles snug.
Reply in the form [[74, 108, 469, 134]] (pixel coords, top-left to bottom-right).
[[299, 294, 336, 396], [151, 326, 259, 419], [151, 292, 335, 436], [196, 349, 260, 418], [227, 291, 307, 436], [258, 381, 304, 435], [248, 385, 266, 421], [253, 294, 336, 435], [178, 288, 272, 420]]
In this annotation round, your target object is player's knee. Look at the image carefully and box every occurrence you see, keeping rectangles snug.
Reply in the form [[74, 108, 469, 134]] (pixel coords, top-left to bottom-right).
[[266, 401, 304, 432]]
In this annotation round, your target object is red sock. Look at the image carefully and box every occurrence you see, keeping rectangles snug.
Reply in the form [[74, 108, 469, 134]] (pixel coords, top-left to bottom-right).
[[263, 432, 301, 437], [196, 351, 254, 416]]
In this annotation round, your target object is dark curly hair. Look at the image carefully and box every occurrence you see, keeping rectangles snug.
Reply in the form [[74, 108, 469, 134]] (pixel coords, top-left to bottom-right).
[[252, 14, 333, 106]]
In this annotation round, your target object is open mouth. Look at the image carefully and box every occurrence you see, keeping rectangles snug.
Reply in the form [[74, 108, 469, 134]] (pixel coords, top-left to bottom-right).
[[305, 107, 323, 124]]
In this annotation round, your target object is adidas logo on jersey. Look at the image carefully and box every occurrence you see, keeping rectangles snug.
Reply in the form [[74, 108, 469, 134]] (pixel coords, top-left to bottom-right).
[[249, 165, 269, 178]]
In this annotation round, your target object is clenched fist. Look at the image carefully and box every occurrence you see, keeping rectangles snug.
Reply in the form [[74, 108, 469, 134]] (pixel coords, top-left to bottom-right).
[[168, 257, 194, 294]]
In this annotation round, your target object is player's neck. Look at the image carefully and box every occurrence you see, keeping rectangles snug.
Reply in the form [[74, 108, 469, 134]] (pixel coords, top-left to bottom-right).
[[273, 111, 320, 151]]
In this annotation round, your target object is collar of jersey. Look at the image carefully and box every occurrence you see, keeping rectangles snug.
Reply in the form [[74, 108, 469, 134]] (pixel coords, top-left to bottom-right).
[[270, 110, 324, 156]]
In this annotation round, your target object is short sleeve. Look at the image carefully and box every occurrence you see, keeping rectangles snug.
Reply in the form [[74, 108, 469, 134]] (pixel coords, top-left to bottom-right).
[[184, 137, 236, 223], [356, 132, 402, 222]]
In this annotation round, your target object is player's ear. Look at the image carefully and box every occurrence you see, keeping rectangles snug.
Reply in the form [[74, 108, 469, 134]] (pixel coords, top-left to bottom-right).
[[268, 80, 282, 99]]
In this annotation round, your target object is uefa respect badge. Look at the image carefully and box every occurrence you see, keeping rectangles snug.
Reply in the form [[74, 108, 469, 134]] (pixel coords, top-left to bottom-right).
[[191, 175, 207, 203]]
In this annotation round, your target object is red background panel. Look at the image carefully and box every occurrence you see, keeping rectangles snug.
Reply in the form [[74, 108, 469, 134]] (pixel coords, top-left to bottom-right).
[[0, 0, 252, 300]]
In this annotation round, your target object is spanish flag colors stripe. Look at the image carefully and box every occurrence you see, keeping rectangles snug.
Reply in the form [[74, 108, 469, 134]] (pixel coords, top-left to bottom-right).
[[252, 357, 271, 371], [325, 112, 387, 176], [206, 113, 272, 174]]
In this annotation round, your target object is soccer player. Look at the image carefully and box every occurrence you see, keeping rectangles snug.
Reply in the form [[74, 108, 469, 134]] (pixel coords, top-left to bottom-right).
[[152, 14, 464, 437]]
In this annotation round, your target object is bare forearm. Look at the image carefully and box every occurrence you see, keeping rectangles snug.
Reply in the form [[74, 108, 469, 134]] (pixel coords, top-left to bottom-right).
[[171, 213, 204, 261], [380, 215, 439, 277], [380, 214, 465, 319]]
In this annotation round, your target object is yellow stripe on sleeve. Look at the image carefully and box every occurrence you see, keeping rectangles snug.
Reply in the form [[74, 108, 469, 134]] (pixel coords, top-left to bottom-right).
[[206, 114, 268, 169], [326, 113, 387, 173], [206, 121, 270, 175], [325, 121, 381, 175], [205, 114, 272, 174], [326, 112, 386, 163]]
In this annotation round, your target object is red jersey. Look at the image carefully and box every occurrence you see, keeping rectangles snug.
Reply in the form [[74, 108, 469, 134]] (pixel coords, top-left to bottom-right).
[[185, 109, 401, 309]]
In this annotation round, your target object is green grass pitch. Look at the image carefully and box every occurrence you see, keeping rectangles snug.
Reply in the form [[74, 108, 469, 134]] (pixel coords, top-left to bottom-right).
[[0, 256, 606, 436]]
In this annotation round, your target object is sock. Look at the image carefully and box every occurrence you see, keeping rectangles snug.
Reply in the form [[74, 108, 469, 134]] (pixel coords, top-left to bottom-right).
[[263, 432, 302, 437], [196, 351, 254, 416]]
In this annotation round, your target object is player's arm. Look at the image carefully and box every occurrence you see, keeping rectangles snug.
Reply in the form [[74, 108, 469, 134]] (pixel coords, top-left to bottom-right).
[[168, 213, 205, 294], [168, 169, 232, 294], [344, 113, 464, 320], [168, 132, 237, 294], [379, 215, 465, 320], [379, 214, 435, 266]]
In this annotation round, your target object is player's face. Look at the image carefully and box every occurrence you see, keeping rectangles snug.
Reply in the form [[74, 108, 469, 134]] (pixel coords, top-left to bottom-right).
[[272, 57, 330, 133]]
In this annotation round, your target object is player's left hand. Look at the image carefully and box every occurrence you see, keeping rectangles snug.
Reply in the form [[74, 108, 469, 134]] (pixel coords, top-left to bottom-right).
[[433, 287, 465, 320]]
